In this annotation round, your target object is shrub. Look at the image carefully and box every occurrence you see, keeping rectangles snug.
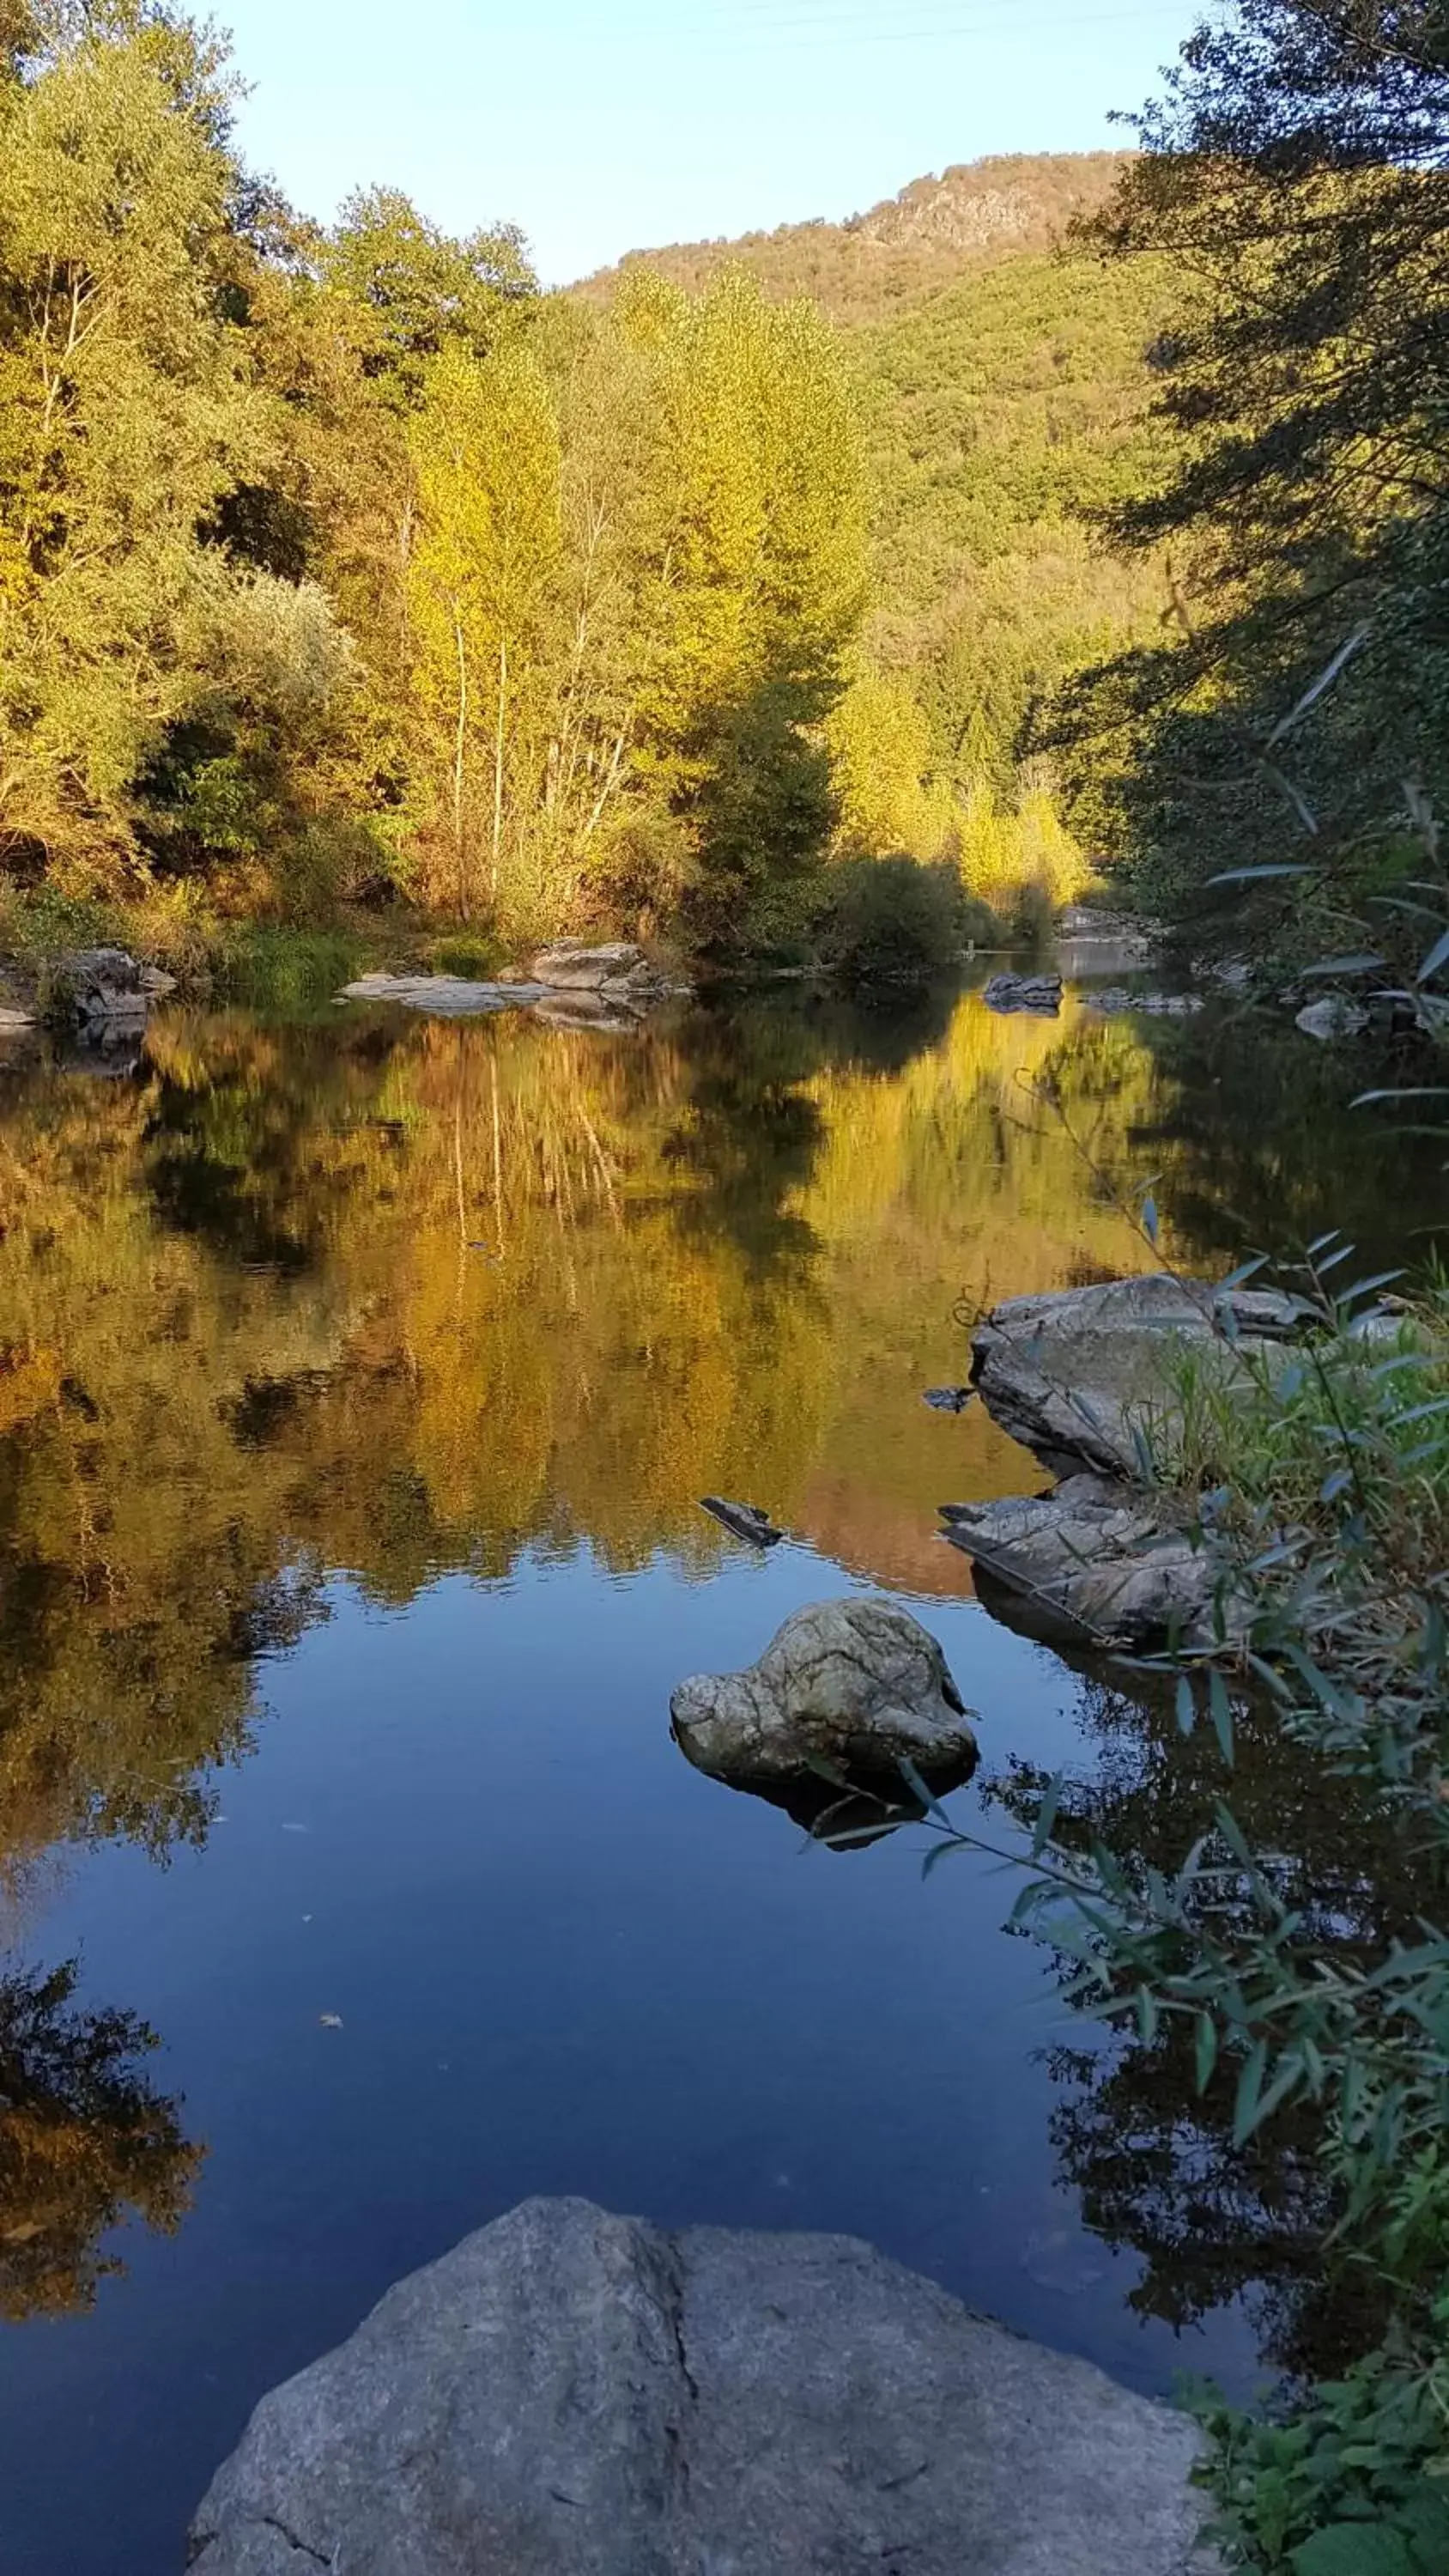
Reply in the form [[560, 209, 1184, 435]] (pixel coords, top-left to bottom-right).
[[815, 854, 991, 989]]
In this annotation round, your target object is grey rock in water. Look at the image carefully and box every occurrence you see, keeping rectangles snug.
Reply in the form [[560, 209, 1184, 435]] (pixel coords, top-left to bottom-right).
[[337, 972, 548, 1016], [530, 939, 646, 989], [45, 947, 175, 1032], [923, 1384, 975, 1413], [699, 1496, 785, 1548], [0, 1002, 37, 1036], [983, 970, 1064, 1016], [1295, 994, 1370, 1043], [188, 2197, 1219, 2576], [337, 947, 688, 1024], [670, 1598, 976, 1785], [942, 1476, 1234, 1652], [971, 1272, 1299, 1481]]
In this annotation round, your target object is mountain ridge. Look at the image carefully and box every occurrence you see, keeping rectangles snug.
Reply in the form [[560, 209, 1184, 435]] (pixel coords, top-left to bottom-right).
[[573, 152, 1134, 323]]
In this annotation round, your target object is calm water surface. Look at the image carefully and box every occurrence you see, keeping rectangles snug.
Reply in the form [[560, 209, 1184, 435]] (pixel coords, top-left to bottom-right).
[[0, 978, 1440, 2573]]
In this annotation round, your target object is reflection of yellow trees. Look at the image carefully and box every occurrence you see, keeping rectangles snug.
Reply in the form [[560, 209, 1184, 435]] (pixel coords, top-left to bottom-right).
[[0, 1959, 202, 2322], [0, 996, 1177, 1874]]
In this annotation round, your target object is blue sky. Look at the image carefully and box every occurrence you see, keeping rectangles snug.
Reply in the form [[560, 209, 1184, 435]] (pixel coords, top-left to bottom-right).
[[221, 0, 1201, 284]]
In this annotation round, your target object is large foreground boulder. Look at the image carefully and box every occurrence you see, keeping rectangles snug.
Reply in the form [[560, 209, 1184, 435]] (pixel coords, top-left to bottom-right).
[[971, 1272, 1299, 1481], [670, 1598, 977, 1787], [188, 2197, 1217, 2576]]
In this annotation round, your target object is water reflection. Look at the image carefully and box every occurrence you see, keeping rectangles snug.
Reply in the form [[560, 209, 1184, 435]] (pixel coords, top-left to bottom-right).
[[985, 1656, 1434, 2384], [0, 1958, 201, 2322], [0, 981, 1443, 2535], [0, 993, 1179, 1881]]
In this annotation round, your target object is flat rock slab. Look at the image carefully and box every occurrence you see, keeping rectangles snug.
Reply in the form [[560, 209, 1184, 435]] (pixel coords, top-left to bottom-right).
[[189, 2197, 1218, 2576], [942, 1475, 1233, 1652], [338, 973, 549, 1016], [972, 1272, 1299, 1479]]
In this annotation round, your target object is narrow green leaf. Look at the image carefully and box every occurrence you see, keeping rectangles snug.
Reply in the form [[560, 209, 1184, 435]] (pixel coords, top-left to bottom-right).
[[1233, 2038, 1269, 2146], [1208, 1671, 1234, 1766], [1351, 1088, 1449, 1108], [1030, 1773, 1065, 1862], [1194, 2012, 1218, 2093], [1207, 864, 1313, 884], [896, 1754, 952, 1827], [1174, 1672, 1196, 1736]]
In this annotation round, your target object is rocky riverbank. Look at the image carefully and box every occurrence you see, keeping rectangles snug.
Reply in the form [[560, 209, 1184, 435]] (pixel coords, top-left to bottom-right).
[[337, 940, 693, 1030], [940, 1273, 1300, 1650]]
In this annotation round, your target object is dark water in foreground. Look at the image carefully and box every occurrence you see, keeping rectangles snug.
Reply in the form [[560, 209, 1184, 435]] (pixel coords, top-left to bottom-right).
[[0, 979, 1441, 2573]]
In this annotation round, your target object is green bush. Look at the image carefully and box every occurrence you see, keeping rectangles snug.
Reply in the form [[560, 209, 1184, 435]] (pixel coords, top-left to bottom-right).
[[815, 854, 994, 989], [427, 933, 503, 979], [214, 925, 368, 1011]]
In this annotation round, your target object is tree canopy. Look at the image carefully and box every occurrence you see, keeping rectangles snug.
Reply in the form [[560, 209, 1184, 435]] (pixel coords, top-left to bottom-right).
[[1063, 3, 1449, 954]]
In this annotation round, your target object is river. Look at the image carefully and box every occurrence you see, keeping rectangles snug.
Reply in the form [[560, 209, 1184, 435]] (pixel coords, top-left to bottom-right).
[[0, 973, 1439, 2571]]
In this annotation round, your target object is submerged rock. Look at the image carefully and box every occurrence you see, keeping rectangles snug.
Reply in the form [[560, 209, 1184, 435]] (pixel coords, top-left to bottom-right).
[[188, 2197, 1216, 2576], [971, 1272, 1299, 1482], [942, 1477, 1235, 1652], [922, 1384, 975, 1413], [670, 1598, 976, 1787], [983, 970, 1064, 1016]]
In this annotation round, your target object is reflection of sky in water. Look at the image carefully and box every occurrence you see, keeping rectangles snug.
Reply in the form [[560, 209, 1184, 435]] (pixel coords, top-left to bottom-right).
[[0, 985, 1432, 2573]]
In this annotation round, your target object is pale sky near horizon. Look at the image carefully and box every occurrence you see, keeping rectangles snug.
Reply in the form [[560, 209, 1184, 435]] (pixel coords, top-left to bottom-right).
[[219, 0, 1203, 285]]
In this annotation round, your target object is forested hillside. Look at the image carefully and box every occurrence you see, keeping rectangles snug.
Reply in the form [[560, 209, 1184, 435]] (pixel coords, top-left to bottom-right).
[[583, 149, 1173, 910], [579, 154, 1132, 324], [0, 5, 1167, 966], [851, 245, 1172, 870]]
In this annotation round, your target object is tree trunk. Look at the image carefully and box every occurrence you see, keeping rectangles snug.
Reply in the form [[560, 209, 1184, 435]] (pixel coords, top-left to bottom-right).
[[452, 606, 470, 921], [491, 635, 508, 905]]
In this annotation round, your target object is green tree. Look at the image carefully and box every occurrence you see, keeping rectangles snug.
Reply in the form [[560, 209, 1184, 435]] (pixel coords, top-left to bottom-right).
[[0, 2, 349, 884], [627, 270, 868, 948], [1068, 3, 1449, 945], [324, 185, 534, 410]]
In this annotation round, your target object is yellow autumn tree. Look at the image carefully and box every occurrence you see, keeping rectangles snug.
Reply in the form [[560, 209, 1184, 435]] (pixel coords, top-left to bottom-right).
[[407, 341, 562, 922]]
